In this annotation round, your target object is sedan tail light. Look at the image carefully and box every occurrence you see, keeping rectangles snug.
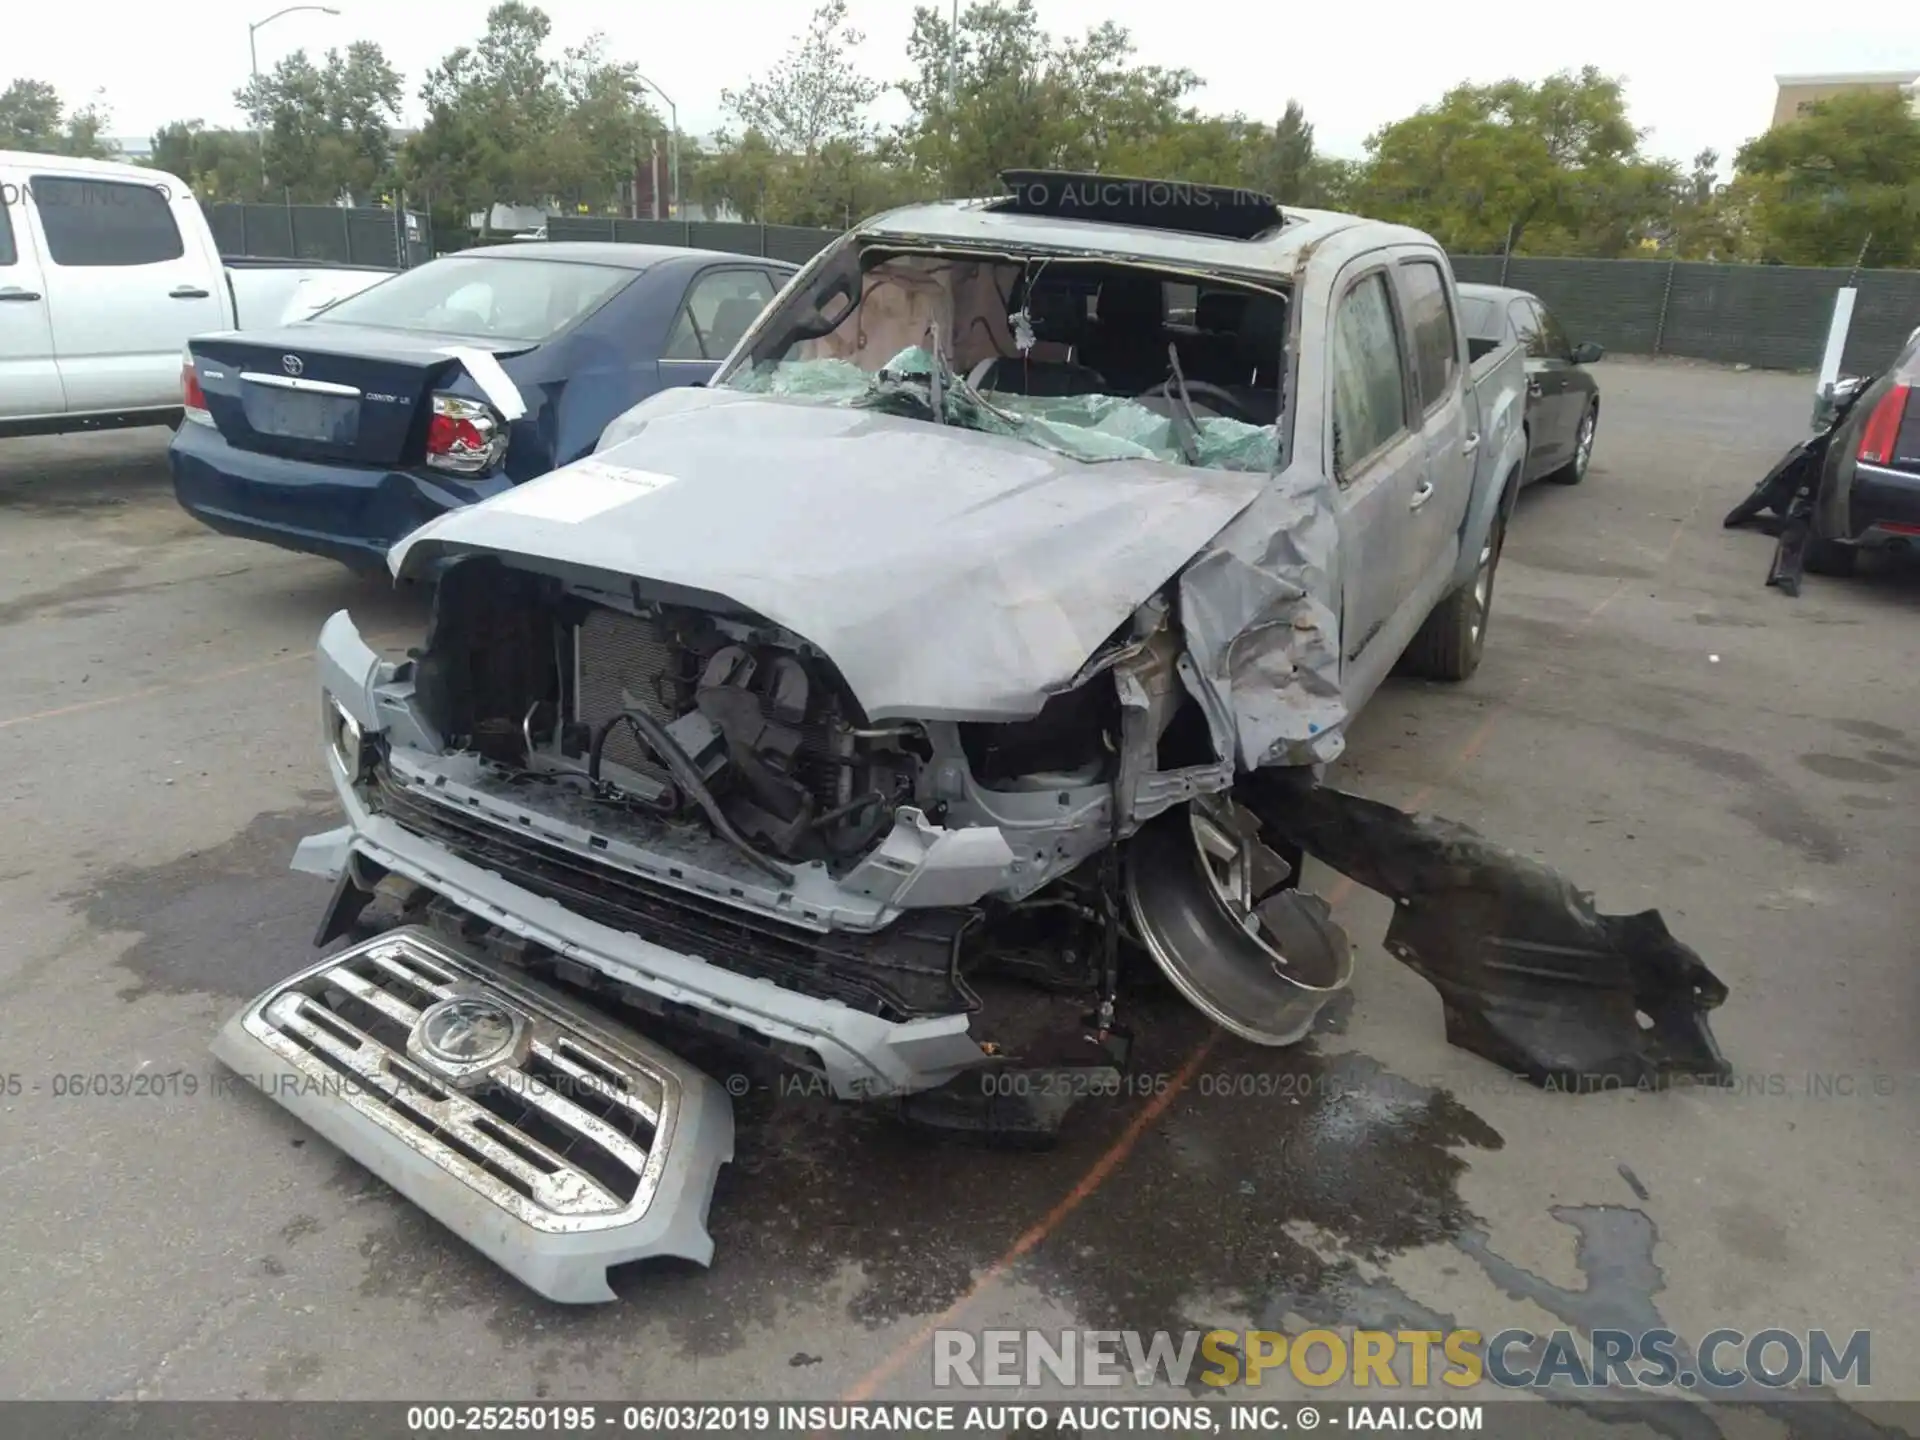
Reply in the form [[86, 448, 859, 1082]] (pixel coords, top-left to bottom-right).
[[180, 348, 213, 427], [426, 393, 508, 475], [1857, 383, 1912, 465]]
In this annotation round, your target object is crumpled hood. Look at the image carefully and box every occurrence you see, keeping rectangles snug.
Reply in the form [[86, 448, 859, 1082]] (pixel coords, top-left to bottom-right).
[[390, 386, 1265, 721]]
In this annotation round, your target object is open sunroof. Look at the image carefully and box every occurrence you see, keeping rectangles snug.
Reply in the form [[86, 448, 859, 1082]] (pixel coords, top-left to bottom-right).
[[989, 170, 1288, 242]]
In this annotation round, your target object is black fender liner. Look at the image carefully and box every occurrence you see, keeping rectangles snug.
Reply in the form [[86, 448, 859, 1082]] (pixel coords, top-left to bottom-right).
[[1239, 772, 1733, 1092]]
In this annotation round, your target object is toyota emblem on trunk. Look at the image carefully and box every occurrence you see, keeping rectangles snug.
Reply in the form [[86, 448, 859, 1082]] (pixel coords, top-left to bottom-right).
[[282, 354, 304, 376], [417, 997, 520, 1066]]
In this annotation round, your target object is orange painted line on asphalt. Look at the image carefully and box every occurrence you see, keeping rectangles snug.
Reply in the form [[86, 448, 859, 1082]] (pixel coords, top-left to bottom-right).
[[0, 630, 413, 732], [841, 1034, 1221, 1403]]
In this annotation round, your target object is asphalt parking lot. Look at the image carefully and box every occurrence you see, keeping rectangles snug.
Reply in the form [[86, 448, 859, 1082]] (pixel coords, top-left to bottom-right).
[[2, 358, 1917, 1416]]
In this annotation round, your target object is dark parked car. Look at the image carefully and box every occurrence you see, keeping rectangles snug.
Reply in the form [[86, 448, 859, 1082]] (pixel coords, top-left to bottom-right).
[[171, 242, 797, 569], [1456, 284, 1604, 486]]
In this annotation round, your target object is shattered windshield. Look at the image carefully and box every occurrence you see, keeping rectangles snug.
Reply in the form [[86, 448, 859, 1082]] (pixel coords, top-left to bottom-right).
[[717, 247, 1286, 473]]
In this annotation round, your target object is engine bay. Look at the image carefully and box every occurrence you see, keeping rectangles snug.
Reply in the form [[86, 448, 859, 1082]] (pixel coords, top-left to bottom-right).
[[349, 553, 1360, 1085]]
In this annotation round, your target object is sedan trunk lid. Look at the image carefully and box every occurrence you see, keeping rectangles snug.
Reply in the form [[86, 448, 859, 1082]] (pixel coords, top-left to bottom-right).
[[188, 323, 533, 467]]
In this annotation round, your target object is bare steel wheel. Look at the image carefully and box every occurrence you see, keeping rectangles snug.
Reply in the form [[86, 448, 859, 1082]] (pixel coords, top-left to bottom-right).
[[1123, 794, 1353, 1046]]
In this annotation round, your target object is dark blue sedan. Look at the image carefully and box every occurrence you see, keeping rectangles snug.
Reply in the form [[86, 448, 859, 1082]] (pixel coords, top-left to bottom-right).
[[170, 242, 798, 570]]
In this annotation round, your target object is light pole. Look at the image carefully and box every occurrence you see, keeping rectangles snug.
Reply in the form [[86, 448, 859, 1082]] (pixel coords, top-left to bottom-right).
[[634, 72, 679, 219], [247, 5, 340, 189], [249, 5, 340, 80]]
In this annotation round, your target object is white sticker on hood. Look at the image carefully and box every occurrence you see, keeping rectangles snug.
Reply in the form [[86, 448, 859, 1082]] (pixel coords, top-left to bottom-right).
[[484, 463, 678, 523]]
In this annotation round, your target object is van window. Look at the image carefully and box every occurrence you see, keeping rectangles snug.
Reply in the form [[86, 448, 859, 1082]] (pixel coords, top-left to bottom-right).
[[0, 202, 16, 266], [31, 177, 186, 267]]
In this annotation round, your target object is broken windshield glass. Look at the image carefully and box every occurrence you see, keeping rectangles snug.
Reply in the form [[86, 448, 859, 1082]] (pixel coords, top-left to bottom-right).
[[717, 246, 1285, 474], [729, 351, 1281, 472]]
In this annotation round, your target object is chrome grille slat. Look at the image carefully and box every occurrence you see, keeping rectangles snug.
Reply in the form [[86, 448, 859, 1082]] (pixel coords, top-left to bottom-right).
[[507, 1066, 653, 1176], [362, 946, 458, 998], [324, 965, 428, 1030], [539, 1039, 663, 1126]]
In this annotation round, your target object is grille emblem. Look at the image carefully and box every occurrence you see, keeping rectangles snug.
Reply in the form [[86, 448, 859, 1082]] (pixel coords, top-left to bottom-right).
[[282, 353, 304, 377], [417, 996, 521, 1068]]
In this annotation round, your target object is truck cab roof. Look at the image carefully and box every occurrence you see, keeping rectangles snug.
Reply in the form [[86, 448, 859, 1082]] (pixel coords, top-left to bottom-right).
[[0, 149, 190, 194], [855, 171, 1438, 283]]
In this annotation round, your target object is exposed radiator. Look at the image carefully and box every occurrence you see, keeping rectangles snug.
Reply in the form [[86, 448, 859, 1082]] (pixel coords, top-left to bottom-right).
[[572, 607, 848, 807]]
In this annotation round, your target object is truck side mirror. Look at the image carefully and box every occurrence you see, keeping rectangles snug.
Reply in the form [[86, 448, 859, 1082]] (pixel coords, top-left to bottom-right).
[[1572, 341, 1604, 365]]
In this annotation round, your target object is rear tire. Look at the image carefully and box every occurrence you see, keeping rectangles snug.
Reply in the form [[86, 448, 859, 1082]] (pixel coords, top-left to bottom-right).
[[1399, 498, 1509, 682], [1546, 402, 1597, 485], [1803, 536, 1858, 576]]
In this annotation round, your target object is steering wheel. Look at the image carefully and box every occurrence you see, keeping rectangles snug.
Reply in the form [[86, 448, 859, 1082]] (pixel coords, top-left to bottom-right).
[[1138, 379, 1263, 425]]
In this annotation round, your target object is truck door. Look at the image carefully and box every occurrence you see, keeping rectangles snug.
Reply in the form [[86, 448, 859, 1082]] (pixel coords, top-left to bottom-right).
[[0, 172, 66, 421], [1392, 253, 1472, 618], [1327, 262, 1426, 676], [27, 171, 226, 415]]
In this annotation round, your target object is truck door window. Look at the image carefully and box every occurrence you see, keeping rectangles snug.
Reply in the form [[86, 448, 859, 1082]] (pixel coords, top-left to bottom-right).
[[1330, 271, 1409, 480], [1397, 259, 1458, 412], [29, 177, 184, 267]]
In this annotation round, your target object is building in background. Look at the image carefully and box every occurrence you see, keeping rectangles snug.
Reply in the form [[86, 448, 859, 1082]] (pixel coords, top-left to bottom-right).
[[1772, 71, 1920, 127]]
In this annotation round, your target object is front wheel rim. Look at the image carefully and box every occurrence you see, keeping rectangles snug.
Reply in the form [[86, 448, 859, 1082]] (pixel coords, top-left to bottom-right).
[[1576, 412, 1595, 474]]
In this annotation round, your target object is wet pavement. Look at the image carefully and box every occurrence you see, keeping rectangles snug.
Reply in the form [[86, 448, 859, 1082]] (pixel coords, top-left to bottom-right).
[[1, 360, 1916, 1417]]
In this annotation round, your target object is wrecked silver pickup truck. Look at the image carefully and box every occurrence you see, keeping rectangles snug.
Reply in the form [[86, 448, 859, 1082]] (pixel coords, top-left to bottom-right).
[[215, 174, 1731, 1303]]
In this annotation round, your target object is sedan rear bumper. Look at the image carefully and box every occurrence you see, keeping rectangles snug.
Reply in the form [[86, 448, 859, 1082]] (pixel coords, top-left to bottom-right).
[[1848, 461, 1920, 544], [169, 419, 516, 569]]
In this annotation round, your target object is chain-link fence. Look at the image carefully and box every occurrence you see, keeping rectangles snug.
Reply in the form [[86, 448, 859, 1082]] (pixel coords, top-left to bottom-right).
[[202, 202, 433, 269], [1451, 255, 1920, 375], [546, 214, 1920, 375]]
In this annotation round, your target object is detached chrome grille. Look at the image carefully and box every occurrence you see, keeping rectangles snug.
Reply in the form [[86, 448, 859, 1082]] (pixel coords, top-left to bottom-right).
[[235, 929, 675, 1232]]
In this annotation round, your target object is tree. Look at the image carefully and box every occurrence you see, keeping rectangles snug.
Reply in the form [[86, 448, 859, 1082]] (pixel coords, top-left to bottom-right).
[[402, 4, 660, 230], [0, 78, 116, 158], [541, 34, 663, 211], [1733, 91, 1920, 269], [895, 0, 1200, 198], [703, 0, 887, 226], [233, 41, 402, 202], [148, 121, 263, 200], [1663, 148, 1747, 260], [1354, 67, 1672, 256], [1259, 101, 1316, 203]]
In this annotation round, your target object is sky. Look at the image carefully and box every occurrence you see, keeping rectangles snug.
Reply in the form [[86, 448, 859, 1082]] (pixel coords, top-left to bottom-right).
[[11, 0, 1920, 171]]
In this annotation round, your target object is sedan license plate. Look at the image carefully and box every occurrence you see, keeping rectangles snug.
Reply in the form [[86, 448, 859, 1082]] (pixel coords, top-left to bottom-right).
[[244, 386, 360, 444]]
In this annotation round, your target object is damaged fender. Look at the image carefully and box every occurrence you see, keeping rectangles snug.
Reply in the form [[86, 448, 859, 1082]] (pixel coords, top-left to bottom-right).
[[1241, 772, 1732, 1091]]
